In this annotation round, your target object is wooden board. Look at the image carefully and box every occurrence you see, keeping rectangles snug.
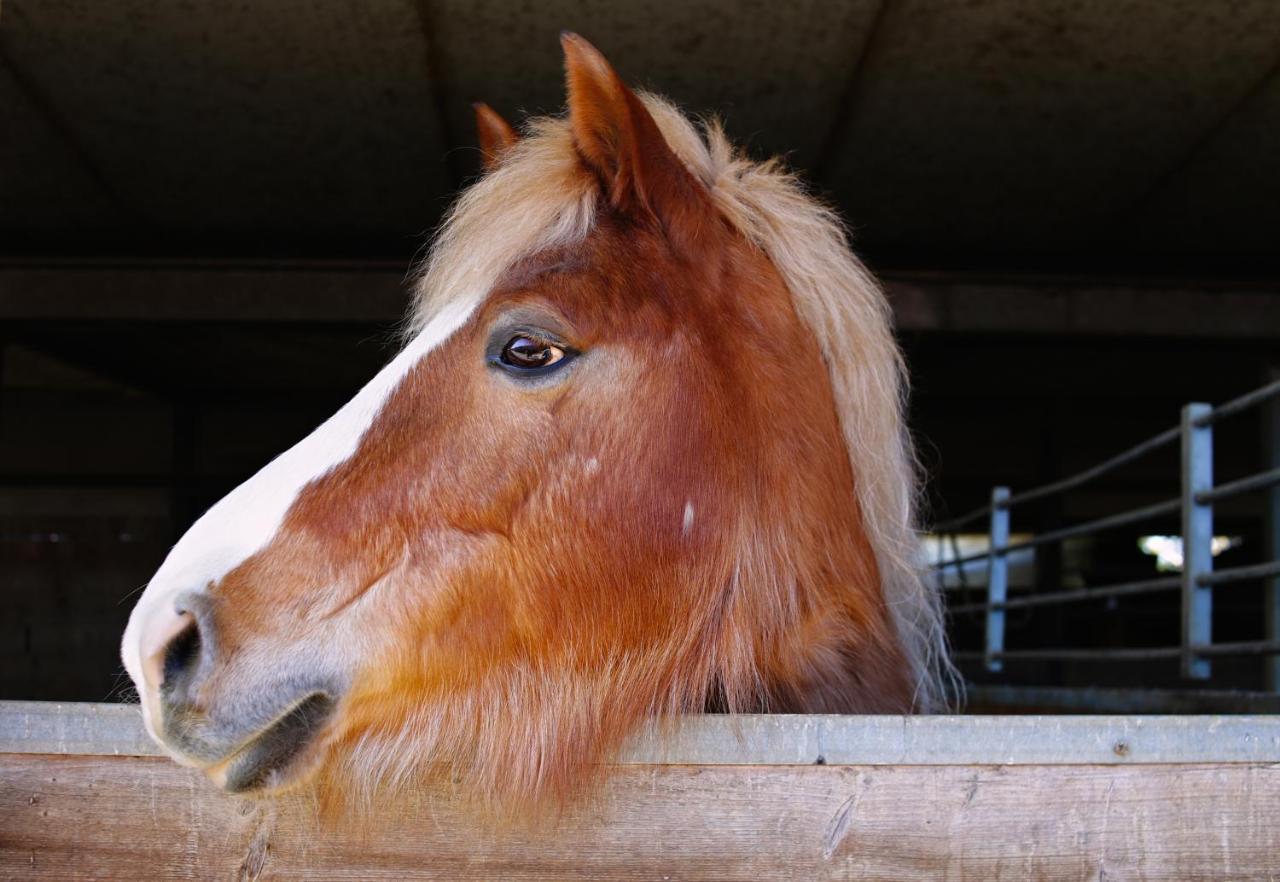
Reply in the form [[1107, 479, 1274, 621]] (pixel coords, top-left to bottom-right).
[[3, 753, 1279, 881], [4, 704, 1279, 879], [8, 701, 1280, 766]]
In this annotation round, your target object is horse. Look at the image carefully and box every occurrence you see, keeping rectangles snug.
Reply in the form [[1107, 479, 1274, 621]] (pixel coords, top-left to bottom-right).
[[121, 33, 951, 812]]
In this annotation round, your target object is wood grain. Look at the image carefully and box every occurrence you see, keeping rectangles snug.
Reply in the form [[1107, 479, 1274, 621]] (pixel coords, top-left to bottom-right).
[[9, 702, 1280, 766], [3, 754, 1278, 881]]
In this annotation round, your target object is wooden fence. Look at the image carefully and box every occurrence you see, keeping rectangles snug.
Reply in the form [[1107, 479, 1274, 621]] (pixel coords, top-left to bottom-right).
[[2, 701, 1279, 880]]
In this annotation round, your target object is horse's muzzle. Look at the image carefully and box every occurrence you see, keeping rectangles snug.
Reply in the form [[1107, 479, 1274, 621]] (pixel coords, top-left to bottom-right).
[[160, 689, 336, 793], [208, 692, 335, 793]]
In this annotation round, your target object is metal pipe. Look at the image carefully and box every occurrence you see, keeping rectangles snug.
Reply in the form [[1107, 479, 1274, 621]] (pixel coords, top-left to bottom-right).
[[930, 503, 993, 534], [1197, 640, 1280, 657], [956, 641, 1280, 663], [984, 487, 1010, 673], [959, 647, 1183, 661], [932, 380, 1280, 536], [930, 426, 1181, 534], [1181, 403, 1214, 680], [1264, 368, 1280, 692], [948, 575, 1180, 615], [1197, 560, 1280, 586], [1195, 467, 1280, 504], [965, 684, 1280, 714], [1004, 426, 1181, 509], [1193, 378, 1280, 427], [930, 497, 1179, 571]]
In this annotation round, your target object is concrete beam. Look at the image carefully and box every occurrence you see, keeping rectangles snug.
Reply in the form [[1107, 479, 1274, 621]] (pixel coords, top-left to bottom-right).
[[2, 262, 1278, 338], [888, 272, 1280, 339], [0, 261, 411, 323]]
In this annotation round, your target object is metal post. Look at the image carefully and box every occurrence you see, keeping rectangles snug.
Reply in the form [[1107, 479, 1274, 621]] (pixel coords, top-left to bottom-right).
[[1264, 368, 1280, 691], [1181, 404, 1214, 680], [985, 486, 1011, 673]]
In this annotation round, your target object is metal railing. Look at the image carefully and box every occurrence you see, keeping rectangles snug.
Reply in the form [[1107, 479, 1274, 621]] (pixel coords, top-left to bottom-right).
[[935, 379, 1280, 686]]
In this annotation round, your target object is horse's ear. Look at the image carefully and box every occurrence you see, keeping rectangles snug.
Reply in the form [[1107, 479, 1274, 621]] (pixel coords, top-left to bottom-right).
[[473, 102, 519, 171], [561, 32, 712, 245]]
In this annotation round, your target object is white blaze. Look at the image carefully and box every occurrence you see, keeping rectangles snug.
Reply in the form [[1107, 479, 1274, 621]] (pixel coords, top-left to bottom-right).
[[121, 111, 600, 736], [120, 298, 478, 699]]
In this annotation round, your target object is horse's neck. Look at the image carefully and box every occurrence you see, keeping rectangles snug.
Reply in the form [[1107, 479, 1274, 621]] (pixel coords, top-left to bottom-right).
[[701, 612, 915, 715], [783, 635, 916, 714]]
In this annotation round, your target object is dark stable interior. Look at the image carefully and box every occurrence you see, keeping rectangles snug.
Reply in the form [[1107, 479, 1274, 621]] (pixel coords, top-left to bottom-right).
[[3, 1, 1278, 707]]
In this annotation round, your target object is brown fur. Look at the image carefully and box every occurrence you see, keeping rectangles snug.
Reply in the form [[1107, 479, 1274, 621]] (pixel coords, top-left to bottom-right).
[[170, 35, 944, 815]]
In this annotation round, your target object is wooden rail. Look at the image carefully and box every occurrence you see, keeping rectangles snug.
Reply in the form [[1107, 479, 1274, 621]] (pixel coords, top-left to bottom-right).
[[2, 701, 1279, 880]]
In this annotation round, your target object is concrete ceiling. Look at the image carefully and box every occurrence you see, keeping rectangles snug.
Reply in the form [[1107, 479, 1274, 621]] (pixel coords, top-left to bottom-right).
[[3, 0, 1279, 273]]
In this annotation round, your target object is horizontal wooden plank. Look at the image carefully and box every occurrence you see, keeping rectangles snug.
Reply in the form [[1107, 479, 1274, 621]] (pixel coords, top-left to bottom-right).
[[4, 701, 1280, 765], [2, 753, 1278, 880], [3, 261, 1279, 338], [629, 714, 1280, 766], [0, 701, 158, 758]]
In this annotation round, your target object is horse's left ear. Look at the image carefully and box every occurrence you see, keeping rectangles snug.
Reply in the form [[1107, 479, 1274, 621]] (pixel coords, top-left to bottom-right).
[[474, 102, 519, 171], [561, 32, 713, 246]]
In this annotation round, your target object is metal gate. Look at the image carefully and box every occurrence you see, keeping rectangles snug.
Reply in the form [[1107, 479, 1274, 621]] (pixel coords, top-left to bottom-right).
[[935, 379, 1280, 703]]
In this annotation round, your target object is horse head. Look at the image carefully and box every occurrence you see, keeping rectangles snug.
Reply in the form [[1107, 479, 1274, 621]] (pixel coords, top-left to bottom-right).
[[122, 34, 947, 810]]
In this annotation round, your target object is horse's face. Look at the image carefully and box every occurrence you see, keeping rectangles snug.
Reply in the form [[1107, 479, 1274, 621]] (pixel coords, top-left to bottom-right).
[[123, 35, 916, 806]]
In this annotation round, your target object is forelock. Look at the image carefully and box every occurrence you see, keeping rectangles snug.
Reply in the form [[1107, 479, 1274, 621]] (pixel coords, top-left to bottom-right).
[[406, 117, 598, 337]]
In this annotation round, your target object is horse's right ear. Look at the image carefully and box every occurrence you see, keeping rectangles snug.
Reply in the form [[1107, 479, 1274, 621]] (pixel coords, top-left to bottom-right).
[[560, 32, 713, 249], [473, 102, 518, 171]]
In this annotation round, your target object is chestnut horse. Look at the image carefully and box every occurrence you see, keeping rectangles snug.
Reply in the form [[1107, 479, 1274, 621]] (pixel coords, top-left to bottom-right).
[[122, 34, 951, 810]]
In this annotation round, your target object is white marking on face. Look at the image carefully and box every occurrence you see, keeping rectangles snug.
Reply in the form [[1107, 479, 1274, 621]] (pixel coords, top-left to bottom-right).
[[120, 297, 479, 722], [682, 501, 695, 536]]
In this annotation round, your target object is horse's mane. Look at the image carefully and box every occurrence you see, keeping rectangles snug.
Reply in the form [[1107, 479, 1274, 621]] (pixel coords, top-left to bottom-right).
[[407, 95, 954, 713]]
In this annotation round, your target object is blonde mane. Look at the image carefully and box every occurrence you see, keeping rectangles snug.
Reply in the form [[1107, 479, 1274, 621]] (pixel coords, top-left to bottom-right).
[[409, 94, 953, 712]]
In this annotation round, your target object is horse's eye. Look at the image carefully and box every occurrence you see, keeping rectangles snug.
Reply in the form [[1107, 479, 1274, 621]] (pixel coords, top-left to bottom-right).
[[499, 335, 567, 370]]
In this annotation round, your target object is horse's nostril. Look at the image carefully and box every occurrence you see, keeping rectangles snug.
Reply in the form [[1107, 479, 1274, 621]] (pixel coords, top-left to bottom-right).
[[136, 593, 216, 712], [161, 617, 202, 691]]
